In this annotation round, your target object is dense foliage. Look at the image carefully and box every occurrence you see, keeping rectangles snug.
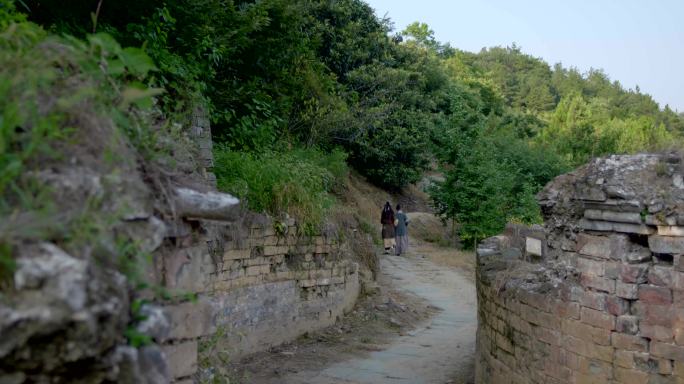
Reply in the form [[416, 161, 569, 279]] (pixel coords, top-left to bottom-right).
[[0, 7, 183, 289], [214, 147, 347, 232], [12, 0, 684, 242]]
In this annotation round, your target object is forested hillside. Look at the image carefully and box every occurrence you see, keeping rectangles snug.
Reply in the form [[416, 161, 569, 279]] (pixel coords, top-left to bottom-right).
[[7, 0, 683, 244]]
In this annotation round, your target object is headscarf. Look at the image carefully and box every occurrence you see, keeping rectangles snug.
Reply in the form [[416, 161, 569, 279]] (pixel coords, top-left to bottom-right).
[[381, 201, 395, 224]]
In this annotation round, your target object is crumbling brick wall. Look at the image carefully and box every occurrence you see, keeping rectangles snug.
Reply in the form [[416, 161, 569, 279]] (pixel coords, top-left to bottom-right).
[[159, 215, 360, 383], [476, 153, 684, 384], [158, 107, 362, 383]]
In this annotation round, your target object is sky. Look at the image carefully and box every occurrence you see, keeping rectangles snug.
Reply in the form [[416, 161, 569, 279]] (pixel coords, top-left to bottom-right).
[[365, 0, 684, 112]]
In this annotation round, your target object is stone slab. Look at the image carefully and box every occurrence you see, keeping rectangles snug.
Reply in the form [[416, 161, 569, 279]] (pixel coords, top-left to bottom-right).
[[525, 237, 542, 257], [166, 300, 214, 340], [657, 226, 684, 237], [162, 341, 197, 379], [649, 235, 684, 254], [579, 219, 655, 235], [584, 209, 642, 224]]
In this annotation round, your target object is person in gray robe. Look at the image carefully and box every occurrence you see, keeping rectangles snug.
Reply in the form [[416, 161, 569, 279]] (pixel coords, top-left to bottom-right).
[[394, 204, 410, 256]]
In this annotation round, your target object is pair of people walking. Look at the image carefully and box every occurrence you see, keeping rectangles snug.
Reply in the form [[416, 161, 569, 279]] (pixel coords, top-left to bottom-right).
[[380, 202, 410, 256]]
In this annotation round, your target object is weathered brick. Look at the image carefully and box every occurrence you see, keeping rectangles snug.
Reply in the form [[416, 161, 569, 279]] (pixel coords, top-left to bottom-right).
[[613, 367, 649, 384], [621, 263, 650, 283], [616, 315, 639, 335], [223, 248, 251, 260], [657, 226, 684, 236], [581, 306, 616, 330], [673, 271, 684, 290], [519, 290, 551, 312], [632, 303, 673, 327], [495, 332, 515, 354], [562, 318, 611, 346], [580, 291, 607, 310], [674, 360, 684, 376], [576, 233, 614, 259], [617, 281, 639, 299], [604, 261, 620, 279], [245, 265, 264, 276], [584, 209, 642, 224], [675, 334, 684, 352], [577, 256, 606, 276], [611, 332, 649, 352], [560, 282, 584, 302], [675, 254, 684, 272], [561, 349, 581, 370], [640, 324, 673, 342], [638, 285, 673, 304], [658, 359, 673, 375], [674, 290, 684, 306], [576, 355, 613, 378], [649, 235, 684, 254], [581, 274, 616, 293], [544, 358, 572, 381], [162, 341, 197, 379], [563, 335, 614, 361], [649, 265, 674, 287], [550, 299, 580, 319], [651, 341, 684, 361], [533, 325, 560, 346], [243, 256, 270, 266], [263, 245, 289, 256], [614, 350, 637, 369], [606, 296, 630, 316], [572, 371, 610, 384], [519, 303, 560, 329], [166, 301, 214, 340]]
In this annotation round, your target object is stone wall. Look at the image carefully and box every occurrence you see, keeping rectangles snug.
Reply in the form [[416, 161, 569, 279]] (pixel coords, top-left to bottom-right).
[[159, 215, 360, 382], [0, 92, 363, 383], [187, 103, 216, 186], [475, 154, 684, 384], [155, 106, 362, 383]]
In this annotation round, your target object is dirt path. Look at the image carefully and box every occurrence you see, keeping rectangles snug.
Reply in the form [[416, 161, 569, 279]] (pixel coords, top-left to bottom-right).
[[231, 241, 478, 384]]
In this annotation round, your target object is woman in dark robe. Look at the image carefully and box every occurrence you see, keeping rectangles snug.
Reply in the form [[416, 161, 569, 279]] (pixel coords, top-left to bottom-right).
[[380, 202, 395, 254]]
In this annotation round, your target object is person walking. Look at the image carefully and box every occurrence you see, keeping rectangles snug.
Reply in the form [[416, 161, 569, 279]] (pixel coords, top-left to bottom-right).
[[394, 204, 410, 256], [380, 202, 396, 254]]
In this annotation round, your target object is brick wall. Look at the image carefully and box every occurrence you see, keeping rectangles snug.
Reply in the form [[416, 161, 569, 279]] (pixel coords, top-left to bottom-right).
[[475, 154, 684, 384], [158, 215, 360, 382], [158, 106, 361, 383]]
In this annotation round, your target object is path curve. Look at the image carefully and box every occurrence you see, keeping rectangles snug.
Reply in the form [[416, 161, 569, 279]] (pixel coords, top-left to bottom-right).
[[276, 253, 477, 384]]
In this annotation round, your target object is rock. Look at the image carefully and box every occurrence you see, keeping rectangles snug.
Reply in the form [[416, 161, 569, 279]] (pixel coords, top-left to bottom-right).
[[579, 219, 655, 235], [1, 243, 130, 381], [118, 216, 168, 253], [657, 226, 684, 237], [136, 305, 171, 343], [649, 236, 684, 254], [583, 209, 642, 224], [13, 243, 87, 311], [604, 184, 635, 200], [674, 174, 684, 189], [172, 187, 240, 221], [138, 346, 171, 384]]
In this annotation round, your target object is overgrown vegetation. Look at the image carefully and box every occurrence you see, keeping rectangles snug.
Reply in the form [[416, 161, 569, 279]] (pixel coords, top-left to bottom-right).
[[214, 147, 347, 232], [0, 11, 172, 283], [9, 0, 684, 244]]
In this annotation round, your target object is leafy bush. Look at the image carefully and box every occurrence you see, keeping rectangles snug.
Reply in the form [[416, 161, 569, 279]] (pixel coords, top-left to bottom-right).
[[430, 131, 568, 247], [0, 0, 25, 29], [0, 18, 179, 290], [214, 146, 347, 232]]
